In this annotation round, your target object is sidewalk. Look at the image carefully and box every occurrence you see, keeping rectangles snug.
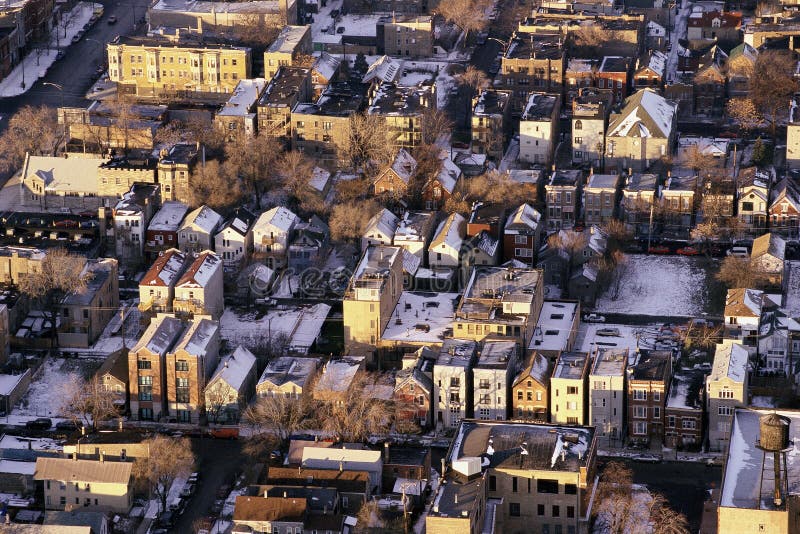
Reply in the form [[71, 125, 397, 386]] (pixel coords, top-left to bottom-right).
[[0, 2, 100, 97]]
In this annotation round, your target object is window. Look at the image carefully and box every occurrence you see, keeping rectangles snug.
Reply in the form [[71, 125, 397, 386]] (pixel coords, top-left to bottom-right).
[[564, 483, 577, 495], [479, 379, 491, 389], [574, 120, 582, 130], [574, 137, 582, 145], [719, 405, 733, 416], [567, 386, 578, 395], [719, 389, 734, 399], [553, 505, 560, 517], [567, 416, 578, 424], [668, 415, 676, 428], [538, 479, 559, 494], [517, 391, 523, 400], [653, 391, 661, 402], [682, 419, 696, 430], [139, 408, 153, 420], [633, 390, 647, 401], [138, 376, 152, 401], [653, 406, 661, 419], [450, 377, 460, 387], [567, 505, 575, 518], [137, 360, 151, 370], [537, 504, 545, 516], [634, 421, 647, 435], [512, 477, 518, 492], [489, 475, 496, 491], [176, 378, 190, 403], [175, 360, 189, 372], [634, 406, 646, 418]]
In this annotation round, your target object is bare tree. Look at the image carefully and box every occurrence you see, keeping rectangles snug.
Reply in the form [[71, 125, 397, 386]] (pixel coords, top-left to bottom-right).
[[279, 150, 326, 215], [0, 105, 58, 172], [243, 393, 313, 442], [420, 108, 453, 146], [132, 435, 195, 514], [716, 255, 760, 289], [601, 219, 633, 255], [335, 113, 397, 174], [316, 372, 393, 442], [355, 498, 407, 533], [725, 97, 764, 134], [751, 50, 799, 137], [465, 170, 519, 205], [56, 8, 79, 44], [18, 248, 87, 348], [61, 375, 120, 432], [189, 159, 243, 212], [437, 0, 491, 44], [225, 134, 282, 210], [329, 199, 382, 243], [232, 13, 283, 48], [547, 230, 588, 275], [205, 380, 235, 425]]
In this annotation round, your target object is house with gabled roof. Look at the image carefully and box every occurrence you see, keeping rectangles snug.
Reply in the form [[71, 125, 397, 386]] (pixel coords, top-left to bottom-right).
[[177, 205, 222, 254], [256, 356, 322, 398], [362, 208, 400, 252], [724, 287, 763, 342], [686, 9, 742, 42], [253, 206, 300, 269], [312, 356, 366, 405], [726, 42, 756, 96], [633, 50, 667, 90], [422, 152, 462, 211], [166, 317, 220, 423], [394, 211, 436, 265], [706, 341, 750, 451], [394, 358, 434, 429], [310, 52, 342, 98], [138, 248, 189, 315], [770, 178, 800, 239], [173, 251, 224, 320], [95, 349, 129, 412], [145, 201, 188, 259], [205, 345, 257, 424], [463, 231, 500, 268], [737, 169, 769, 232], [373, 149, 417, 198], [605, 88, 678, 172], [35, 457, 133, 513], [233, 495, 308, 534], [215, 207, 257, 268], [288, 216, 330, 271], [751, 232, 786, 286], [511, 352, 551, 421], [503, 203, 542, 266], [429, 213, 465, 269]]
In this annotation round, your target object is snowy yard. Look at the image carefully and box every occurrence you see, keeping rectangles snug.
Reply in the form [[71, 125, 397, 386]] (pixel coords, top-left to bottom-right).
[[594, 255, 712, 317], [13, 358, 98, 421]]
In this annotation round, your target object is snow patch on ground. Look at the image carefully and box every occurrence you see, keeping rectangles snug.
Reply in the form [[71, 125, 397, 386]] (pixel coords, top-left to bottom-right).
[[595, 254, 709, 316], [14, 358, 94, 419]]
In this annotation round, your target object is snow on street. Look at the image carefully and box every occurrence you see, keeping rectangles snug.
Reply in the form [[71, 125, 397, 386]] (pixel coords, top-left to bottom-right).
[[665, 0, 690, 84]]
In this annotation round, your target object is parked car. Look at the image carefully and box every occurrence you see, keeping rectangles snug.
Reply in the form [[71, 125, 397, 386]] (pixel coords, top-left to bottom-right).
[[676, 246, 700, 256], [336, 26, 345, 33], [583, 313, 606, 323], [55, 421, 78, 431], [727, 246, 749, 258], [107, 15, 117, 24], [596, 328, 621, 337], [209, 427, 239, 439], [648, 245, 670, 254], [157, 511, 175, 528], [71, 34, 81, 44], [25, 418, 52, 430], [632, 453, 662, 464]]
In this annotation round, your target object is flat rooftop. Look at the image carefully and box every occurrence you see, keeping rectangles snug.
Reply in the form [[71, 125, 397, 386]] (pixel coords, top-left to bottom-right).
[[591, 348, 627, 376], [368, 83, 433, 116], [267, 25, 309, 54], [436, 339, 478, 368], [113, 34, 250, 52], [549, 169, 582, 187], [505, 35, 564, 60], [473, 90, 510, 116], [382, 291, 457, 345], [476, 341, 518, 368], [459, 267, 541, 320], [258, 67, 311, 107], [293, 86, 364, 117], [553, 351, 588, 379], [530, 300, 578, 352], [521, 93, 558, 121]]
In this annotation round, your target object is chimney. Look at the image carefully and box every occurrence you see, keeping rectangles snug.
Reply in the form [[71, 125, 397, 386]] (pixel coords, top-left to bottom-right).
[[72, 452, 77, 461], [384, 441, 390, 462], [339, 460, 344, 472], [283, 491, 287, 498], [628, 167, 632, 176], [100, 451, 105, 463], [454, 493, 458, 504]]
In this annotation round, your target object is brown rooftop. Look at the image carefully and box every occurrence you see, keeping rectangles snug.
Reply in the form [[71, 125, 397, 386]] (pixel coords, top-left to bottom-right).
[[233, 495, 307, 522]]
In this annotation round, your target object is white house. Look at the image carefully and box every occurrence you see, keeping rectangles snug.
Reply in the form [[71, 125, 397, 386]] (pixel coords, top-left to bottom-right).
[[433, 339, 478, 428], [518, 93, 560, 165], [589, 348, 627, 447], [706, 340, 750, 451], [214, 207, 257, 268], [173, 251, 224, 319], [361, 208, 400, 252], [205, 346, 258, 424], [473, 341, 519, 421], [112, 183, 160, 266], [253, 206, 300, 269], [256, 356, 322, 398], [300, 447, 383, 492], [138, 248, 188, 314], [723, 288, 763, 341], [428, 212, 465, 269], [178, 205, 223, 254]]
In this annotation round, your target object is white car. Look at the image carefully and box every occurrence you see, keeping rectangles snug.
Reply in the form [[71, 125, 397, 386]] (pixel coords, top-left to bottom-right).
[[584, 313, 606, 323]]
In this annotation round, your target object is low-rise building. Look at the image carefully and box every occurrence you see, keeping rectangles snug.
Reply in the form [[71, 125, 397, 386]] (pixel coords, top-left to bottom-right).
[[393, 211, 436, 264], [511, 352, 551, 421], [257, 66, 312, 141], [252, 206, 300, 269], [138, 248, 188, 315], [737, 169, 770, 233], [173, 251, 224, 320], [380, 15, 434, 58], [665, 367, 705, 448], [589, 348, 627, 448], [312, 356, 366, 405], [214, 78, 268, 140], [20, 154, 108, 211], [751, 233, 786, 287], [724, 288, 763, 343], [373, 149, 417, 198], [571, 88, 614, 167], [233, 496, 307, 534], [627, 351, 671, 444], [519, 93, 560, 166], [620, 172, 659, 237], [428, 213, 465, 270], [157, 144, 198, 204], [545, 169, 584, 231], [214, 207, 256, 268], [264, 25, 312, 79], [256, 356, 321, 398], [112, 183, 161, 268], [529, 300, 580, 361], [503, 203, 542, 266], [583, 172, 620, 226], [58, 259, 119, 349], [433, 339, 478, 428], [205, 345, 257, 425], [166, 318, 220, 423], [367, 82, 434, 150], [706, 341, 749, 452], [35, 457, 133, 513], [177, 205, 222, 254], [471, 89, 512, 161], [769, 178, 800, 240], [145, 201, 189, 259], [550, 351, 590, 425], [473, 340, 519, 421]]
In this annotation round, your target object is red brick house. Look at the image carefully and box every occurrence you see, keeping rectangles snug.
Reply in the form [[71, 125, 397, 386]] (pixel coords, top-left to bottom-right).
[[394, 363, 433, 429], [627, 351, 672, 444], [503, 203, 542, 265], [664, 368, 705, 448], [373, 149, 417, 198], [144, 201, 188, 260], [770, 178, 800, 239], [597, 56, 632, 105], [421, 153, 462, 210], [686, 10, 741, 42]]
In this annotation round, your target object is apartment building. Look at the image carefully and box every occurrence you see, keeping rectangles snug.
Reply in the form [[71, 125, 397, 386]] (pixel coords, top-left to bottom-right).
[[497, 34, 565, 114], [518, 92, 560, 166], [503, 203, 542, 266], [252, 206, 300, 269], [177, 205, 222, 254], [173, 251, 223, 320], [433, 339, 478, 428], [583, 172, 621, 226], [453, 266, 544, 348], [620, 172, 659, 237], [214, 207, 257, 268], [545, 169, 584, 231], [58, 259, 119, 349], [589, 348, 627, 448], [706, 341, 749, 452], [627, 351, 672, 444], [138, 248, 188, 315], [512, 352, 551, 421], [343, 245, 404, 354], [129, 315, 185, 421], [596, 56, 631, 105], [165, 318, 220, 423], [428, 420, 598, 534], [571, 88, 613, 166], [529, 301, 580, 361], [788, 96, 800, 170], [107, 35, 252, 100], [256, 67, 312, 141], [473, 340, 520, 421], [664, 367, 705, 448], [157, 143, 198, 204], [380, 15, 434, 58], [263, 25, 312, 79], [214, 78, 268, 140], [550, 351, 590, 425], [367, 82, 434, 150], [112, 183, 161, 267], [471, 89, 512, 161], [0, 246, 45, 285], [660, 174, 696, 237]]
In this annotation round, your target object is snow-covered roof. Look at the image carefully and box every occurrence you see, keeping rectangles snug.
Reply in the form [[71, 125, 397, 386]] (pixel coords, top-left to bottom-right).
[[608, 89, 676, 138], [389, 149, 417, 184], [23, 155, 105, 195], [725, 288, 763, 318], [219, 207, 257, 238], [149, 201, 188, 232], [131, 315, 184, 355], [647, 20, 666, 37], [208, 346, 256, 392], [720, 409, 800, 510], [529, 301, 579, 352], [401, 249, 420, 275], [364, 208, 400, 241], [430, 212, 465, 250], [382, 291, 459, 344], [751, 232, 785, 261], [678, 136, 729, 158], [140, 248, 187, 287], [435, 153, 461, 193], [666, 368, 705, 410], [362, 55, 404, 84], [590, 348, 627, 377], [505, 203, 541, 234], [220, 304, 330, 356], [0, 372, 28, 397], [312, 52, 341, 82], [180, 205, 222, 235], [644, 50, 668, 76], [258, 356, 321, 389], [314, 357, 365, 394], [709, 341, 749, 383], [173, 317, 218, 355], [216, 78, 268, 117], [176, 251, 221, 288], [553, 352, 588, 380], [309, 167, 331, 193], [254, 206, 300, 234], [514, 352, 551, 387], [471, 231, 498, 257], [267, 25, 310, 54]]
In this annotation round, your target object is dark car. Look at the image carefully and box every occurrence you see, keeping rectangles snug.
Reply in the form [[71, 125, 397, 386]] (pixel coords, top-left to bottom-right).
[[55, 421, 78, 431], [157, 511, 175, 528], [336, 26, 345, 33], [107, 15, 117, 24], [26, 418, 52, 430]]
